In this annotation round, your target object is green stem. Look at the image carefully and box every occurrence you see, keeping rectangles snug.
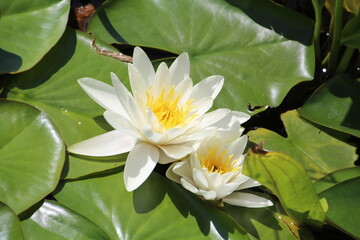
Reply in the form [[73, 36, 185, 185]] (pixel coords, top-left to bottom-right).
[[328, 0, 344, 72], [336, 47, 355, 73], [311, 0, 322, 63]]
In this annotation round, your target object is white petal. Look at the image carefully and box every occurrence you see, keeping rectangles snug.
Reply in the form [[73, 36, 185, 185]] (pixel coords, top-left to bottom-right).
[[158, 150, 177, 164], [180, 178, 199, 194], [165, 162, 182, 183], [68, 130, 135, 157], [193, 168, 209, 189], [199, 190, 217, 200], [236, 178, 262, 190], [111, 72, 145, 127], [128, 63, 147, 104], [226, 135, 248, 159], [124, 142, 159, 191], [159, 144, 193, 159], [190, 75, 224, 100], [198, 108, 231, 128], [164, 127, 186, 141], [171, 159, 193, 180], [223, 192, 273, 208], [133, 47, 155, 85], [145, 107, 163, 135], [169, 53, 190, 86], [153, 62, 170, 96], [192, 97, 213, 116], [78, 78, 128, 118], [190, 153, 203, 170], [215, 182, 241, 199], [175, 77, 193, 105], [142, 124, 163, 143], [103, 110, 141, 139], [213, 110, 250, 130], [207, 172, 222, 188]]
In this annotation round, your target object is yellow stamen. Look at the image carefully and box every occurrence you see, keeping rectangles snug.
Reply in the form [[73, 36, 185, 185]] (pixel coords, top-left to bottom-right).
[[146, 85, 196, 129], [199, 147, 240, 174]]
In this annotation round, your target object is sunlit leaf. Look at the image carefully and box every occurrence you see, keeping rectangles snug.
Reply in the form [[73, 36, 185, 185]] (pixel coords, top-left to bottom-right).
[[55, 169, 250, 239], [223, 206, 300, 240], [244, 148, 325, 228], [318, 176, 360, 239], [0, 100, 65, 214], [0, 0, 70, 73], [314, 167, 360, 194], [6, 28, 128, 179], [0, 202, 24, 240], [21, 200, 110, 240], [248, 110, 357, 180], [88, 0, 315, 113]]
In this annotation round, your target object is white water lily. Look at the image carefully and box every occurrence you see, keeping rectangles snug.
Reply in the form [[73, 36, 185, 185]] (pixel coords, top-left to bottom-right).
[[166, 134, 273, 208], [68, 47, 250, 191]]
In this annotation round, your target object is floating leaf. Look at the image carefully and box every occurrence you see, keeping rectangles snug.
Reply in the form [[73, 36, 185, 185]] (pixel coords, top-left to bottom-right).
[[55, 169, 250, 239], [88, 0, 315, 113], [6, 28, 128, 179], [244, 148, 325, 228], [0, 100, 65, 214], [21, 200, 110, 240], [318, 176, 360, 239], [248, 110, 357, 180], [0, 202, 24, 240], [223, 205, 300, 240], [0, 0, 70, 73], [299, 75, 360, 138], [314, 167, 360, 193]]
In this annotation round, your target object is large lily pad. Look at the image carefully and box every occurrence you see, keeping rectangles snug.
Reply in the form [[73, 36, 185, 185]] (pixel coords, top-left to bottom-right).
[[314, 167, 360, 193], [247, 110, 357, 180], [317, 176, 360, 239], [244, 149, 325, 228], [0, 0, 70, 73], [299, 75, 360, 138], [87, 0, 315, 113], [0, 100, 65, 214], [21, 200, 110, 240], [0, 202, 24, 240], [223, 205, 300, 240], [55, 169, 250, 239], [6, 28, 129, 179]]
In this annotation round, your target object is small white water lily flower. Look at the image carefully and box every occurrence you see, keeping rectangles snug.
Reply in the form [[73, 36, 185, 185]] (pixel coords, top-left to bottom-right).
[[68, 47, 250, 192], [166, 134, 273, 208]]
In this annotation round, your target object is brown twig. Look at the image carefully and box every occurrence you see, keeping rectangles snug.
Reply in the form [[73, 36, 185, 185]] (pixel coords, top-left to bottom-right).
[[91, 38, 133, 63]]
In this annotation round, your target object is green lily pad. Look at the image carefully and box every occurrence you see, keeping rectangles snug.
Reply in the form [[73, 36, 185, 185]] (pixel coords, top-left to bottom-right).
[[318, 176, 360, 239], [244, 149, 325, 228], [88, 0, 315, 113], [223, 205, 300, 240], [299, 75, 360, 138], [314, 167, 360, 193], [55, 169, 250, 239], [0, 202, 24, 240], [6, 28, 129, 179], [21, 200, 110, 240], [341, 12, 360, 48], [248, 110, 357, 180], [0, 100, 65, 214], [0, 0, 70, 73]]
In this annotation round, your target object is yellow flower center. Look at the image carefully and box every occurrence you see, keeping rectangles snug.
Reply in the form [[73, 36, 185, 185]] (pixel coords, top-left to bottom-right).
[[146, 85, 195, 129], [199, 147, 240, 174]]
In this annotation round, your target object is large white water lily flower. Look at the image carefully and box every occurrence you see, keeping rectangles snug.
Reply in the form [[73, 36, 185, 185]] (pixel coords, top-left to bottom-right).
[[68, 47, 250, 192], [166, 134, 273, 208]]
